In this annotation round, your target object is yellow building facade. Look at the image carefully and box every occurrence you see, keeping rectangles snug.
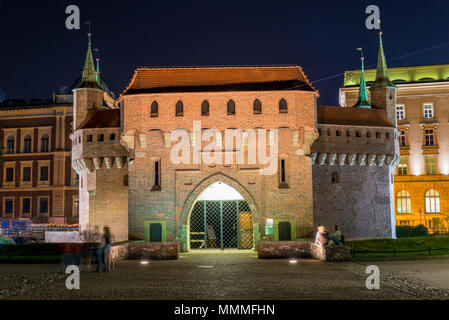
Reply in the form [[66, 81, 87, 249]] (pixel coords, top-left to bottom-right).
[[341, 64, 449, 233]]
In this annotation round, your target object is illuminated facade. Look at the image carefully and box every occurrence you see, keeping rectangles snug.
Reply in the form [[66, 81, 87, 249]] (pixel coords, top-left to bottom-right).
[[341, 63, 449, 232]]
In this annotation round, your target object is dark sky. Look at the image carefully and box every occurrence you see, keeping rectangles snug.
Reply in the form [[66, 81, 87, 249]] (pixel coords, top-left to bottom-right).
[[1, 0, 448, 105]]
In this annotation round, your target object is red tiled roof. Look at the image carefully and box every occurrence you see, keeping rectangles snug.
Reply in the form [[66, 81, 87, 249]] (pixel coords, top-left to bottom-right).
[[118, 66, 317, 101], [317, 106, 394, 127], [79, 109, 120, 129]]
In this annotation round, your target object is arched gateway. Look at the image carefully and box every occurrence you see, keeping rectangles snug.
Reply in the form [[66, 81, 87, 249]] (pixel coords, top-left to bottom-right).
[[179, 174, 259, 251]]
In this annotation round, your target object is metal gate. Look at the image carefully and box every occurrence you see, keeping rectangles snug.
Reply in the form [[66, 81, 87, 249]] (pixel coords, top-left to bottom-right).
[[190, 200, 253, 250]]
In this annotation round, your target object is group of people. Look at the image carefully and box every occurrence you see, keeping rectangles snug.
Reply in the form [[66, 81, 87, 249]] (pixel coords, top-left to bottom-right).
[[79, 225, 114, 272], [314, 225, 344, 247]]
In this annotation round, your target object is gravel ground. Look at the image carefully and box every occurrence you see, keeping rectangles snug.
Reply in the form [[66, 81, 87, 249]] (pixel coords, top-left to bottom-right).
[[338, 261, 449, 300], [1, 252, 426, 300]]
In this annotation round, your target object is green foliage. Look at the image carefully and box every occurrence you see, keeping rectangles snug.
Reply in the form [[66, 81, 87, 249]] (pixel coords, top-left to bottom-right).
[[0, 255, 61, 264], [396, 224, 429, 238]]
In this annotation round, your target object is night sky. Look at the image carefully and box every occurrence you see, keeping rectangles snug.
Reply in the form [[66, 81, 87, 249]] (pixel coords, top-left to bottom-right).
[[1, 0, 448, 105]]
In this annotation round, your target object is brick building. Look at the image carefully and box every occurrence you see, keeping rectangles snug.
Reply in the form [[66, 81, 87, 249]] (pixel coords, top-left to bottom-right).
[[71, 32, 399, 248], [0, 93, 79, 224], [341, 47, 449, 233]]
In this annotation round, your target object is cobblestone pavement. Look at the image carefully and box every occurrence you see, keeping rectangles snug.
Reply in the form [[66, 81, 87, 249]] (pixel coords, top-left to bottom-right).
[[2, 252, 448, 300]]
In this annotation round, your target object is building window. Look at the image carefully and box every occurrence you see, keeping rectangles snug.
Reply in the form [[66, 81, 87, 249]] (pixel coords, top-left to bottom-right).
[[201, 100, 210, 116], [151, 101, 158, 117], [336, 130, 341, 137], [253, 99, 262, 114], [279, 159, 289, 189], [6, 136, 15, 154], [87, 135, 93, 142], [279, 98, 288, 113], [175, 100, 184, 116], [424, 129, 435, 146], [151, 160, 161, 191], [40, 166, 49, 181], [423, 103, 434, 119], [5, 167, 14, 182], [72, 196, 79, 217], [4, 198, 14, 215], [123, 174, 129, 187], [356, 131, 361, 138], [227, 100, 236, 115], [39, 197, 49, 215], [376, 132, 381, 139], [346, 130, 350, 137], [41, 134, 49, 152], [386, 132, 390, 139], [399, 130, 407, 147], [110, 133, 116, 141], [23, 135, 32, 153], [398, 157, 408, 176], [22, 167, 31, 182], [425, 189, 440, 213], [98, 134, 104, 142], [21, 198, 31, 215], [425, 156, 437, 175], [331, 172, 340, 184], [366, 131, 371, 138], [399, 221, 411, 226], [265, 218, 274, 235], [396, 105, 405, 120], [397, 190, 411, 213]]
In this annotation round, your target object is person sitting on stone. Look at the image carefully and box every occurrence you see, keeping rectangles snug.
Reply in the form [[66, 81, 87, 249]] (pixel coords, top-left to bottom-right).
[[314, 226, 330, 246], [329, 225, 343, 245]]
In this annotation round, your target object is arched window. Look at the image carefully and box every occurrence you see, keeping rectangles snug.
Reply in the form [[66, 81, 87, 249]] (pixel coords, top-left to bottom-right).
[[346, 130, 351, 137], [227, 100, 235, 115], [151, 101, 158, 117], [279, 98, 288, 113], [397, 190, 411, 213], [336, 130, 341, 137], [41, 134, 49, 152], [201, 100, 209, 116], [425, 190, 440, 213], [356, 131, 361, 138], [23, 135, 32, 153], [366, 132, 371, 138], [175, 100, 183, 116], [6, 136, 14, 154], [253, 99, 262, 114]]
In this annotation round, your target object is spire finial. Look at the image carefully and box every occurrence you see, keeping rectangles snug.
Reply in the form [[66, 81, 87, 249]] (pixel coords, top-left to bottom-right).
[[353, 48, 371, 109], [76, 23, 102, 90]]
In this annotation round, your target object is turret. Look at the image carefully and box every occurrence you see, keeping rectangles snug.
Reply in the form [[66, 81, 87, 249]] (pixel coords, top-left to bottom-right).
[[353, 49, 371, 109], [369, 32, 397, 126], [73, 33, 104, 131]]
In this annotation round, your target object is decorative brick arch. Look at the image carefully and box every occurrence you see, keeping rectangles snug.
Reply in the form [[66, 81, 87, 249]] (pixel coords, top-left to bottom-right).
[[179, 173, 259, 227]]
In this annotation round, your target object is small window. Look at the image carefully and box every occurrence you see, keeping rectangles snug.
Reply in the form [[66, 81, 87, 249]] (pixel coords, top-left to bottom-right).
[[23, 167, 31, 182], [110, 133, 116, 141], [423, 103, 434, 119], [123, 174, 129, 187], [40, 166, 49, 181], [227, 100, 236, 115], [399, 130, 407, 147], [41, 134, 49, 152], [366, 132, 371, 138], [346, 130, 350, 137], [327, 129, 331, 136], [279, 98, 288, 113], [386, 132, 390, 139], [39, 198, 49, 214], [98, 134, 104, 142], [265, 218, 274, 235], [398, 158, 407, 176], [4, 199, 13, 215], [6, 136, 15, 154], [175, 100, 184, 116], [151, 160, 161, 191], [23, 135, 32, 153], [318, 128, 322, 136], [396, 105, 405, 120], [376, 132, 381, 139], [336, 130, 341, 137], [87, 135, 93, 142], [279, 159, 289, 189], [356, 131, 361, 138], [5, 167, 14, 182], [201, 100, 209, 116], [426, 156, 437, 175], [151, 101, 158, 117], [22, 198, 31, 215], [253, 99, 262, 114], [331, 172, 340, 184]]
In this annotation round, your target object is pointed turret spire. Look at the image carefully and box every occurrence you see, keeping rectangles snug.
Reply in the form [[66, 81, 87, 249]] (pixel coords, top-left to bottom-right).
[[371, 31, 395, 88], [95, 48, 102, 88], [353, 48, 371, 108], [77, 33, 102, 89]]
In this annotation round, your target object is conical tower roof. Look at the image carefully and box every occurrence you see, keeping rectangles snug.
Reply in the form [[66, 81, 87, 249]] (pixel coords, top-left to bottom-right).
[[77, 33, 103, 90], [353, 57, 371, 108], [371, 32, 395, 89]]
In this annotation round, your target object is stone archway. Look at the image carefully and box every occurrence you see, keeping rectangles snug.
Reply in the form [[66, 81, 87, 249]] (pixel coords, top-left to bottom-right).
[[179, 173, 259, 227]]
